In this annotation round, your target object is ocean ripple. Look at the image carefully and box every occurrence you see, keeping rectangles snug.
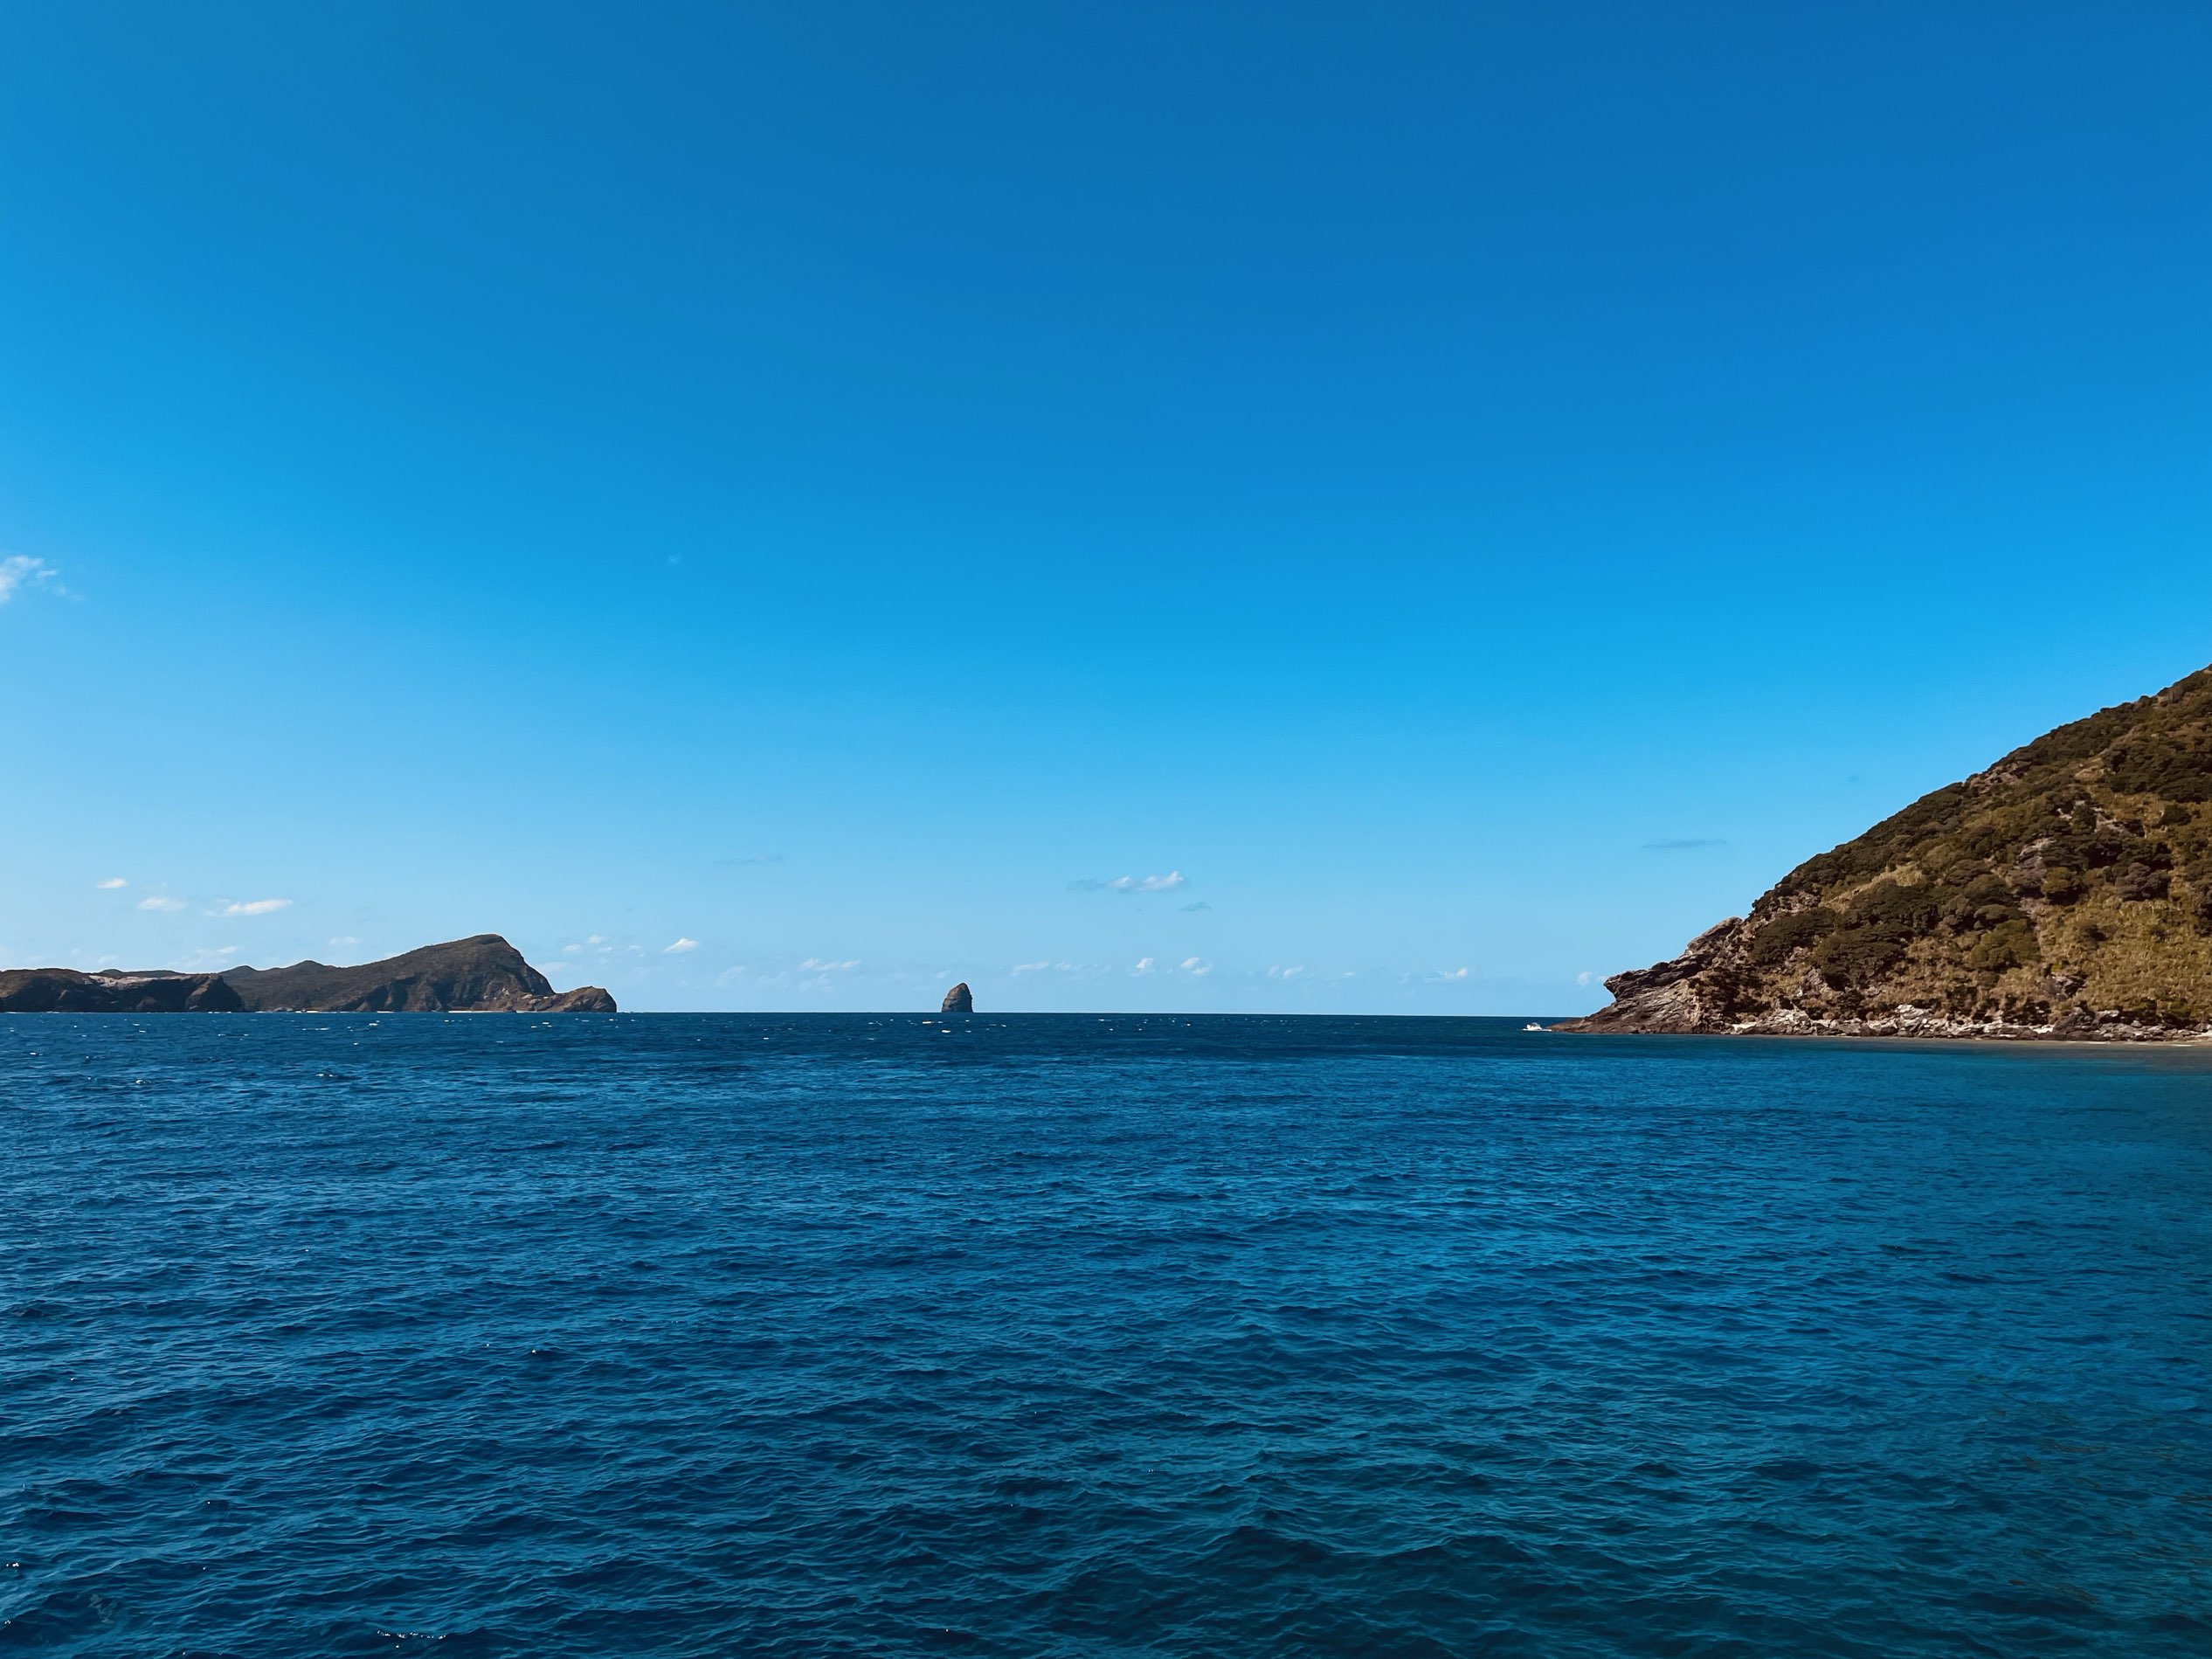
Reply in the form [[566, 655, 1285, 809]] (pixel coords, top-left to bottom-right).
[[3, 1014, 2209, 1656]]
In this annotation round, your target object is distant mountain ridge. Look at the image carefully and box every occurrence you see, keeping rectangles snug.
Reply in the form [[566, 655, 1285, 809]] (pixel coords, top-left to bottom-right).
[[225, 935, 613, 1013], [0, 936, 613, 1013], [1561, 665, 2212, 1041]]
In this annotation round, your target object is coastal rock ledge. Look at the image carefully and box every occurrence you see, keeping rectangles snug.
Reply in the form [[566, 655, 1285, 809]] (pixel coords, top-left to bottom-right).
[[1558, 665, 2212, 1043]]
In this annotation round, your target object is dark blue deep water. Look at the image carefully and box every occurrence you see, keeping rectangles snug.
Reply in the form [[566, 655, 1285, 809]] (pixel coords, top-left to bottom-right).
[[4, 1015, 2210, 1656]]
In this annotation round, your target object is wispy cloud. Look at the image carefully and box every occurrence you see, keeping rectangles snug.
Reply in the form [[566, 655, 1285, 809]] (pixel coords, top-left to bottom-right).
[[0, 556, 64, 605], [1074, 871, 1186, 895], [1267, 964, 1306, 979], [664, 937, 700, 954], [1012, 960, 1052, 973], [1133, 957, 1157, 974], [174, 945, 242, 971], [136, 895, 186, 913], [798, 957, 860, 972], [1642, 837, 1727, 851], [1179, 900, 1211, 912], [1575, 971, 1597, 986], [219, 899, 291, 916], [1431, 967, 1471, 982], [1179, 957, 1211, 975], [96, 877, 128, 890], [330, 936, 361, 947]]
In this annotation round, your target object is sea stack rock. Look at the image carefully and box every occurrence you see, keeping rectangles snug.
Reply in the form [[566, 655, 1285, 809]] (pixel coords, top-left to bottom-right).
[[940, 982, 974, 1014]]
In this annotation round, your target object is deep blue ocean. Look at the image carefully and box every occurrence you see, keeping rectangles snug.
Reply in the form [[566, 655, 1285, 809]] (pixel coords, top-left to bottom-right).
[[4, 1014, 2209, 1656]]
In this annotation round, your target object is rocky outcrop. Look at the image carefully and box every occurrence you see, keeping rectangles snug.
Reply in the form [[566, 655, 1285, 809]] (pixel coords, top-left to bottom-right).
[[537, 985, 620, 1013], [1560, 664, 2212, 1041], [223, 936, 615, 1013], [0, 969, 243, 1013], [940, 982, 974, 1013]]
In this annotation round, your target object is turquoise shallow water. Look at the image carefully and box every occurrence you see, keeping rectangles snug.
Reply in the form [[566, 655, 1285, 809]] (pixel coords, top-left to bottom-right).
[[3, 1013, 2209, 1656]]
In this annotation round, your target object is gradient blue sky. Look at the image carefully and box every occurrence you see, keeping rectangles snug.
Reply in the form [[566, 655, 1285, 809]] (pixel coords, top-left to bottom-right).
[[3, 2, 2208, 1012]]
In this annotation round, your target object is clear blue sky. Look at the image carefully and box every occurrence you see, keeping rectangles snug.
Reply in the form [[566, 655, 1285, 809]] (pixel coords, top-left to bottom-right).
[[3, 2, 2208, 1012]]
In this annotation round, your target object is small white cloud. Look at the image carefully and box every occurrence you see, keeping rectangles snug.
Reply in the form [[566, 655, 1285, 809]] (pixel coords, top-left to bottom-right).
[[219, 899, 291, 916], [0, 555, 64, 605], [1267, 964, 1306, 979], [1180, 957, 1212, 975], [1075, 871, 1188, 895], [563, 944, 583, 955], [587, 934, 605, 944], [1012, 960, 1051, 973], [96, 877, 128, 890], [715, 965, 748, 986], [1434, 967, 1471, 982], [1133, 957, 1157, 974], [329, 936, 361, 947], [136, 895, 187, 913], [798, 957, 860, 972], [664, 937, 700, 954], [1575, 971, 1595, 986]]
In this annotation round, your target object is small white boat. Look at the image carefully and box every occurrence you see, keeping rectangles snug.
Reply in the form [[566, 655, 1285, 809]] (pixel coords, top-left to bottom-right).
[[1522, 1022, 1547, 1032]]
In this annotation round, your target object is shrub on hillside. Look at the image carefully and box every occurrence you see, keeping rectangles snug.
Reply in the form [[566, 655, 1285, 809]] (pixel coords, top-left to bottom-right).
[[1748, 909, 1839, 965], [2116, 861, 2173, 902], [2105, 732, 2212, 802], [1966, 920, 2040, 974]]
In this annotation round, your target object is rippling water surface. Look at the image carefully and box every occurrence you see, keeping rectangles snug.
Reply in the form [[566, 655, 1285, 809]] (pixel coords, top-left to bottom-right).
[[4, 1014, 2210, 1656]]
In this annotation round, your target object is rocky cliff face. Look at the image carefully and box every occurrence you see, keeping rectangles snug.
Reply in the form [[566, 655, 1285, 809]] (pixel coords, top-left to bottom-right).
[[940, 982, 974, 1013], [224, 936, 615, 1013], [1561, 665, 2212, 1040], [0, 970, 242, 1013]]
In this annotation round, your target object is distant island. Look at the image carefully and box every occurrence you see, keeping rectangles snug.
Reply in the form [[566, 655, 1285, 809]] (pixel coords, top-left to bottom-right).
[[1561, 665, 2212, 1041], [0, 935, 614, 1014]]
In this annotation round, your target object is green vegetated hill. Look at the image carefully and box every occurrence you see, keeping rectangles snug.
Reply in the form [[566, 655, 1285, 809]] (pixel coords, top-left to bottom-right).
[[1565, 665, 2212, 1039]]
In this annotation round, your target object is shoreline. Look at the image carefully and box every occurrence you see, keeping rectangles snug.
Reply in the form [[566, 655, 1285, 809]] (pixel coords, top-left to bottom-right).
[[1553, 1013, 2212, 1044]]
